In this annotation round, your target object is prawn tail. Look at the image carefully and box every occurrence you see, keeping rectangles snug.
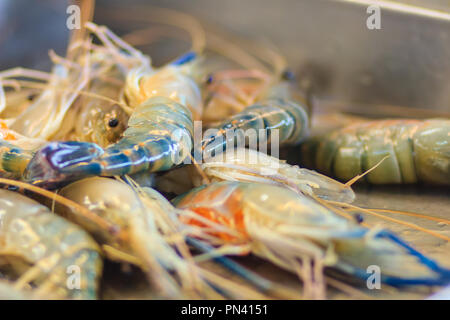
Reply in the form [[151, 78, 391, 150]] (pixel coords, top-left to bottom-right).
[[333, 229, 450, 286]]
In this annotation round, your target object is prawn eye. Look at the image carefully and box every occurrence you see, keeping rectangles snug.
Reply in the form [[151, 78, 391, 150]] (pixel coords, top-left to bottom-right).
[[281, 69, 295, 81], [108, 118, 119, 128]]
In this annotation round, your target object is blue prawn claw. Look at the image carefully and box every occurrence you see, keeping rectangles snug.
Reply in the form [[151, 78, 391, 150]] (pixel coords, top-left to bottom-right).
[[24, 141, 104, 188]]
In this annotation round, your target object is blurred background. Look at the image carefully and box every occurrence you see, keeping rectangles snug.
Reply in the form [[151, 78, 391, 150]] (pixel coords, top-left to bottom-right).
[[0, 0, 449, 113]]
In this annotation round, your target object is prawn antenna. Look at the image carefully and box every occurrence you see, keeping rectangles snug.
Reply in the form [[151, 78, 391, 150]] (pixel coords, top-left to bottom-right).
[[345, 155, 390, 186], [328, 200, 450, 242]]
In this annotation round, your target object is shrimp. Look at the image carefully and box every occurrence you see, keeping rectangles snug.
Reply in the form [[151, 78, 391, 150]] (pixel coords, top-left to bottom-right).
[[198, 34, 309, 155], [0, 22, 147, 145], [174, 181, 450, 298], [201, 80, 309, 159], [57, 56, 130, 146], [124, 52, 203, 119], [57, 177, 203, 298], [0, 189, 102, 299], [25, 95, 194, 188], [48, 22, 147, 144], [302, 119, 450, 185], [66, 24, 199, 145], [60, 22, 148, 145], [199, 22, 295, 124], [105, 7, 205, 119], [157, 148, 355, 203], [202, 68, 272, 123], [57, 176, 265, 299], [0, 58, 90, 140], [24, 48, 200, 188]]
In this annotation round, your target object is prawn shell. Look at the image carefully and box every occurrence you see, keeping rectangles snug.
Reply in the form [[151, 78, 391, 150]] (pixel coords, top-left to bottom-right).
[[0, 189, 102, 299], [174, 181, 450, 285], [125, 65, 203, 119], [58, 177, 141, 245], [359, 121, 402, 184], [312, 119, 450, 185], [24, 96, 195, 187], [413, 119, 450, 184]]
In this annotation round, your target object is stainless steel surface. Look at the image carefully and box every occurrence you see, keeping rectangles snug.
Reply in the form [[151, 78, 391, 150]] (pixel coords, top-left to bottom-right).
[[2, 0, 449, 112], [0, 0, 68, 70], [96, 0, 450, 112]]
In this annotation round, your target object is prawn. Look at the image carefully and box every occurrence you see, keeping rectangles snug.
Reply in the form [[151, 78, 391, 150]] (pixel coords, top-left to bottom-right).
[[55, 22, 147, 145], [92, 6, 208, 121], [24, 50, 200, 188], [0, 55, 90, 140], [202, 68, 272, 123], [174, 181, 450, 298], [123, 51, 203, 119], [201, 80, 309, 159], [57, 176, 268, 299], [0, 189, 102, 299], [25, 95, 194, 188], [158, 147, 355, 203], [0, 22, 147, 145], [303, 119, 450, 185], [198, 29, 309, 155]]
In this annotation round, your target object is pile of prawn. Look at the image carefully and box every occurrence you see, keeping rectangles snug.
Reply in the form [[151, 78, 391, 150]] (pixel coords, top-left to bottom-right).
[[0, 4, 448, 300]]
